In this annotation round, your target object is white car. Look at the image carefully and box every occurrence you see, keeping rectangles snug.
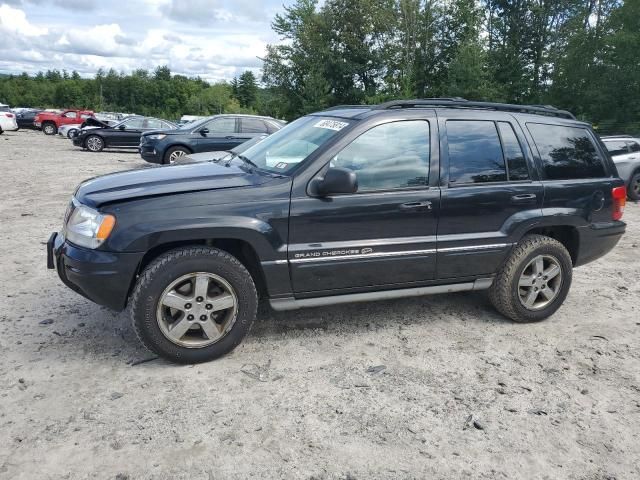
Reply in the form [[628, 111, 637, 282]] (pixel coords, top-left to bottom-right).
[[601, 135, 640, 200], [0, 103, 19, 133], [58, 123, 92, 139]]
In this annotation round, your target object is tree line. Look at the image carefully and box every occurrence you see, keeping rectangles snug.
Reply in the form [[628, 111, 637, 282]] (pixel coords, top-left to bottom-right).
[[0, 0, 638, 133], [0, 66, 263, 121]]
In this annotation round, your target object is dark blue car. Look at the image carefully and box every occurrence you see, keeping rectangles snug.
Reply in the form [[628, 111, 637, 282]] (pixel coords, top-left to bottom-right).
[[139, 114, 284, 164]]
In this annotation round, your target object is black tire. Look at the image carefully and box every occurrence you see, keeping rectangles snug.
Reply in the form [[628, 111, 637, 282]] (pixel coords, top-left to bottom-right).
[[628, 172, 640, 201], [163, 146, 190, 164], [42, 122, 57, 135], [489, 234, 573, 323], [85, 134, 104, 152], [67, 128, 78, 139], [130, 246, 258, 364]]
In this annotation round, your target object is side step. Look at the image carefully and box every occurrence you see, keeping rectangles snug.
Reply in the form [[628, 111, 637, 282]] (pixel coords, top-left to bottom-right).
[[269, 278, 494, 311]]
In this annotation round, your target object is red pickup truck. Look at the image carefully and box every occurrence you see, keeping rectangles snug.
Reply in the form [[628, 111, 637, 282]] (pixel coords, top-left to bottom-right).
[[35, 109, 95, 135]]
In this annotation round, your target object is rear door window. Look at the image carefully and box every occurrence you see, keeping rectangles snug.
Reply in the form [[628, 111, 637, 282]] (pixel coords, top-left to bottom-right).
[[527, 123, 606, 179], [447, 120, 507, 184]]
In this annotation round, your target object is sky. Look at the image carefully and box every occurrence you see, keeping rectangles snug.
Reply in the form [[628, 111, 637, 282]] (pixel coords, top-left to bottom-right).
[[0, 0, 292, 82]]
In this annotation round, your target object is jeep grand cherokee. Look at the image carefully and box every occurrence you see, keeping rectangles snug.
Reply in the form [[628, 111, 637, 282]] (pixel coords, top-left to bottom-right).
[[48, 99, 626, 363]]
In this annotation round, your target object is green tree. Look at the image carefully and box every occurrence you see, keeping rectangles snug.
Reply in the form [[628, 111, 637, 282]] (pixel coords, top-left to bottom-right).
[[235, 70, 259, 108]]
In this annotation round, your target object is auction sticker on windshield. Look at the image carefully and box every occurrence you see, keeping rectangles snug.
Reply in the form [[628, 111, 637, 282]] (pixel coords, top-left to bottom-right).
[[314, 120, 349, 131]]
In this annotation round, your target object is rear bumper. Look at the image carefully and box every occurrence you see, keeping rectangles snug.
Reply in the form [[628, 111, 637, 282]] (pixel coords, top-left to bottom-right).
[[47, 232, 143, 311], [575, 221, 626, 267], [72, 136, 84, 147]]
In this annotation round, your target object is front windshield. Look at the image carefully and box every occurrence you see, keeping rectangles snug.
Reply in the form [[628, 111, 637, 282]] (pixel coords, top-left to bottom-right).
[[182, 117, 210, 131], [240, 116, 350, 174]]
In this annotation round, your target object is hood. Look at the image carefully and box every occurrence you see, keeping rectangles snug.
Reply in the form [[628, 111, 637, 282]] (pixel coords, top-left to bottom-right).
[[75, 161, 272, 208], [142, 126, 189, 137], [175, 151, 230, 164], [82, 117, 110, 129]]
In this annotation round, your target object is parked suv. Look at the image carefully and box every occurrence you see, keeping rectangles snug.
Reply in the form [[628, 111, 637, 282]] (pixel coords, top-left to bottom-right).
[[47, 99, 627, 364], [600, 135, 640, 200], [139, 114, 284, 164]]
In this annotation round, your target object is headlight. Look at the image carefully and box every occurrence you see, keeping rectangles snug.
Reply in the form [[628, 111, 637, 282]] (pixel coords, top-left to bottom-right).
[[63, 201, 116, 249], [146, 134, 166, 140]]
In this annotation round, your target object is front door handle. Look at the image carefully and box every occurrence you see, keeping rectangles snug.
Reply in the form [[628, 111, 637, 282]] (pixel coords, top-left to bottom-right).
[[224, 135, 236, 139], [511, 193, 537, 204], [400, 200, 432, 210]]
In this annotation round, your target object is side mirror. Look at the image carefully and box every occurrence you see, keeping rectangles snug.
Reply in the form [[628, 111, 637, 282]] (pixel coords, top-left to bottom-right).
[[309, 167, 358, 196], [200, 128, 209, 136], [118, 124, 126, 130]]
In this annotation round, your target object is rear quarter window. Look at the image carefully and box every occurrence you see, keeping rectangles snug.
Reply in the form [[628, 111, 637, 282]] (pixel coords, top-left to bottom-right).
[[527, 123, 606, 180], [603, 140, 629, 156]]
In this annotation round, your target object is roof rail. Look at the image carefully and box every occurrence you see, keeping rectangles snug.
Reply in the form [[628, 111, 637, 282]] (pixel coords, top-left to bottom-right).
[[373, 98, 576, 120], [600, 134, 633, 139], [322, 105, 372, 111]]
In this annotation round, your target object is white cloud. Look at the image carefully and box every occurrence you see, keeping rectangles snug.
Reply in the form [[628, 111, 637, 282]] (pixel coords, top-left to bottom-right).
[[0, 1, 284, 81], [0, 4, 47, 36]]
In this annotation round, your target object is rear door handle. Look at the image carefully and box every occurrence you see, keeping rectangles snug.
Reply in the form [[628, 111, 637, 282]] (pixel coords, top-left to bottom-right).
[[400, 200, 432, 210], [511, 193, 537, 204]]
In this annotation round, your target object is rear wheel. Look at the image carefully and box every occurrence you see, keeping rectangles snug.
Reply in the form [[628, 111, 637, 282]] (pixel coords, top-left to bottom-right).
[[164, 146, 190, 164], [42, 122, 57, 135], [489, 235, 572, 323], [67, 128, 78, 139], [85, 135, 104, 152], [628, 172, 640, 201], [130, 246, 258, 364]]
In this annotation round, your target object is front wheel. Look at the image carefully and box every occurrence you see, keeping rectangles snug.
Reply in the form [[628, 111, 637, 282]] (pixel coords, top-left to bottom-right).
[[67, 128, 78, 139], [85, 135, 104, 152], [42, 123, 57, 135], [130, 246, 258, 364], [164, 146, 190, 164], [489, 235, 573, 323]]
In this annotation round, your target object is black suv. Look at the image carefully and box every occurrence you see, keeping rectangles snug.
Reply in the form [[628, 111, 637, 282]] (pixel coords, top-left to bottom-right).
[[139, 114, 284, 164], [47, 99, 627, 364]]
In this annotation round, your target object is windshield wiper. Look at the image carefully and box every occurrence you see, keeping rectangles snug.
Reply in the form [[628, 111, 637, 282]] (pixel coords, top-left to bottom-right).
[[225, 154, 258, 169], [211, 151, 233, 163]]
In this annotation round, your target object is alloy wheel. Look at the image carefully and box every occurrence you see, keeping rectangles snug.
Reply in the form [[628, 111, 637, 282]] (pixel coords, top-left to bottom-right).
[[518, 254, 563, 310], [86, 136, 103, 152], [156, 272, 238, 348], [169, 150, 187, 163]]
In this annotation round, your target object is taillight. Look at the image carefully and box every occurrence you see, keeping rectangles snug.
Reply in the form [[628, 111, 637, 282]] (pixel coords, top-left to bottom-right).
[[612, 186, 626, 221], [6, 113, 14, 118]]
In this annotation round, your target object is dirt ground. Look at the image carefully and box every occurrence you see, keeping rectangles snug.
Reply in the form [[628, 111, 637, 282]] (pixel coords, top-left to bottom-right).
[[0, 129, 638, 480]]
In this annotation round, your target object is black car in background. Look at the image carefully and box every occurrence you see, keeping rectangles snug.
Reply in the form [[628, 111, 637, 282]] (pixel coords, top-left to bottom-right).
[[73, 116, 177, 152], [139, 114, 284, 164], [15, 109, 43, 129]]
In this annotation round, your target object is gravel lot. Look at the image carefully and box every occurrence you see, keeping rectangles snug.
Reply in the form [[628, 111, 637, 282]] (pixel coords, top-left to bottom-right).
[[0, 129, 639, 480]]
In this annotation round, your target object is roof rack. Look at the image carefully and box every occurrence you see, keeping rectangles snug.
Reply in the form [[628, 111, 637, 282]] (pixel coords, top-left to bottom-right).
[[322, 105, 372, 111], [373, 98, 576, 120]]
